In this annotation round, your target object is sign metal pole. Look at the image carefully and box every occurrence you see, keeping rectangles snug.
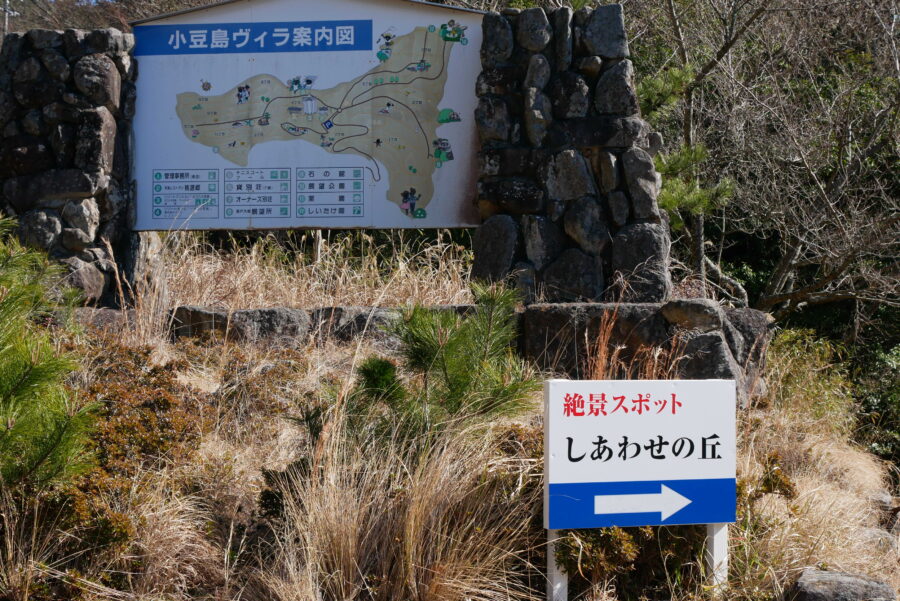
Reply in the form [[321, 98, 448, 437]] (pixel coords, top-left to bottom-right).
[[547, 529, 568, 601], [705, 522, 729, 592]]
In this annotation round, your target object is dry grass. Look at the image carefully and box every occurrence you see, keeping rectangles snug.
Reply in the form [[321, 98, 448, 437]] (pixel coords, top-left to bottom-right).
[[106, 230, 473, 348], [161, 231, 473, 310], [265, 415, 542, 601], [731, 332, 898, 599]]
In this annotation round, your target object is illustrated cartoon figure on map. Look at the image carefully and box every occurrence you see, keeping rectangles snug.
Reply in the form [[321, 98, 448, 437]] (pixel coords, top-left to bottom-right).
[[235, 85, 251, 104], [288, 76, 316, 94], [440, 19, 467, 42], [377, 29, 396, 47], [376, 28, 397, 62], [432, 138, 454, 162], [400, 187, 421, 217]]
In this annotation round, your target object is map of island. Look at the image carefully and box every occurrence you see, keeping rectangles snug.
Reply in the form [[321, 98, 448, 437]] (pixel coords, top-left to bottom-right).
[[174, 22, 469, 216]]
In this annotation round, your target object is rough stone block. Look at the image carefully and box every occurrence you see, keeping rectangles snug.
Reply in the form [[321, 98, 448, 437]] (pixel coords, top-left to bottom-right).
[[18, 209, 61, 250], [63, 29, 87, 60], [230, 308, 311, 345], [661, 298, 724, 332], [524, 87, 552, 147], [75, 107, 116, 172], [26, 29, 63, 50], [73, 54, 121, 112], [312, 307, 400, 342], [790, 568, 895, 601], [542, 248, 604, 302], [481, 14, 514, 68], [542, 149, 597, 201], [577, 56, 604, 80], [61, 255, 106, 302], [517, 8, 552, 52], [524, 53, 551, 89], [61, 197, 100, 239], [553, 7, 573, 69], [519, 302, 668, 376], [610, 222, 672, 302], [3, 169, 105, 211], [724, 307, 774, 367], [597, 151, 619, 193], [61, 227, 93, 251], [595, 58, 639, 116], [84, 28, 125, 54], [39, 49, 70, 82], [170, 305, 229, 339], [475, 96, 510, 143], [582, 4, 629, 59], [607, 191, 629, 227], [0, 89, 18, 125], [478, 146, 533, 177], [621, 146, 661, 219], [563, 196, 610, 256], [471, 214, 519, 281], [678, 331, 745, 406], [521, 214, 564, 270]]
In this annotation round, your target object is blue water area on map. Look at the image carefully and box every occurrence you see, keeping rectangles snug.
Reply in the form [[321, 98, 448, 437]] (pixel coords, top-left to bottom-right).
[[547, 478, 736, 529]]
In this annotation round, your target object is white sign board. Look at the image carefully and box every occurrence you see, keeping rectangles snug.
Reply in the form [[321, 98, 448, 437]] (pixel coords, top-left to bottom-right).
[[544, 379, 737, 529], [132, 0, 483, 230]]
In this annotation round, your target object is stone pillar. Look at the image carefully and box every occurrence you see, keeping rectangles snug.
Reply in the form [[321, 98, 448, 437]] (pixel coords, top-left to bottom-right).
[[0, 28, 158, 304], [472, 5, 672, 303]]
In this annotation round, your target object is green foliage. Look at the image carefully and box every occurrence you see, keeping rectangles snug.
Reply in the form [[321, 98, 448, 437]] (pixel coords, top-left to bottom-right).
[[637, 66, 694, 124], [855, 345, 900, 465], [767, 330, 855, 428], [655, 145, 734, 228], [0, 218, 94, 490], [388, 283, 537, 422]]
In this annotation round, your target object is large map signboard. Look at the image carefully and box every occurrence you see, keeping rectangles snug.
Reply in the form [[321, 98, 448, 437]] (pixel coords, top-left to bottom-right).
[[132, 0, 483, 230]]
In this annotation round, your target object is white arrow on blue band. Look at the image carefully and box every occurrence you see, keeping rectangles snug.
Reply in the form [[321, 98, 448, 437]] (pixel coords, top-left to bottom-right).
[[594, 484, 692, 521]]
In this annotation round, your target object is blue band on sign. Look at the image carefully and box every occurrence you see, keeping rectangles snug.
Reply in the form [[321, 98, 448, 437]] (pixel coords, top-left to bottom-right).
[[134, 20, 373, 56], [547, 478, 737, 530]]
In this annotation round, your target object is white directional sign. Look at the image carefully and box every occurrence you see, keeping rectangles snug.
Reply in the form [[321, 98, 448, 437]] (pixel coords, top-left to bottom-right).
[[132, 0, 483, 230], [544, 379, 737, 529]]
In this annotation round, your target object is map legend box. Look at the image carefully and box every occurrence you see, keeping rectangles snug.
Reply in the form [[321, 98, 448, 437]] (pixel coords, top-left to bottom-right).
[[151, 169, 219, 220], [224, 168, 291, 219], [296, 167, 366, 219]]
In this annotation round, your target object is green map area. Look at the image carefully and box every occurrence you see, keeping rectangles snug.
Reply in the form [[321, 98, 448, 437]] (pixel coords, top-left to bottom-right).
[[175, 23, 468, 212]]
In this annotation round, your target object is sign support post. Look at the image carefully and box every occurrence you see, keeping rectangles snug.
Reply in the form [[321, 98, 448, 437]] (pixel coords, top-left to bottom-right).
[[547, 529, 568, 601], [706, 522, 729, 591]]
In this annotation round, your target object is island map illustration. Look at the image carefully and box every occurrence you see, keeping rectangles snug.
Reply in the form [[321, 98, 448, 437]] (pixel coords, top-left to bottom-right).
[[174, 21, 469, 217]]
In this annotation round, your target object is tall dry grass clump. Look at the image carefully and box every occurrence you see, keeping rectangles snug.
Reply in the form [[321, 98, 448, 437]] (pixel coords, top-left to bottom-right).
[[162, 230, 473, 310], [265, 413, 542, 601], [108, 230, 474, 348]]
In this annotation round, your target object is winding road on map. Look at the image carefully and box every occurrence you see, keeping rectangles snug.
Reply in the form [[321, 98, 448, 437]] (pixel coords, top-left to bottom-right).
[[175, 23, 467, 212]]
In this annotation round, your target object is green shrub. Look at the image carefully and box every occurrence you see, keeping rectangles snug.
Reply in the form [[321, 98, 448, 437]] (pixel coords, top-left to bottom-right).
[[353, 283, 539, 433], [855, 344, 900, 465], [765, 329, 855, 429], [0, 218, 94, 490]]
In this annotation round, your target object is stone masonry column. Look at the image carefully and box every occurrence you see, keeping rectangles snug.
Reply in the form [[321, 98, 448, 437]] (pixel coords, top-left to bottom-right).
[[471, 5, 672, 303]]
